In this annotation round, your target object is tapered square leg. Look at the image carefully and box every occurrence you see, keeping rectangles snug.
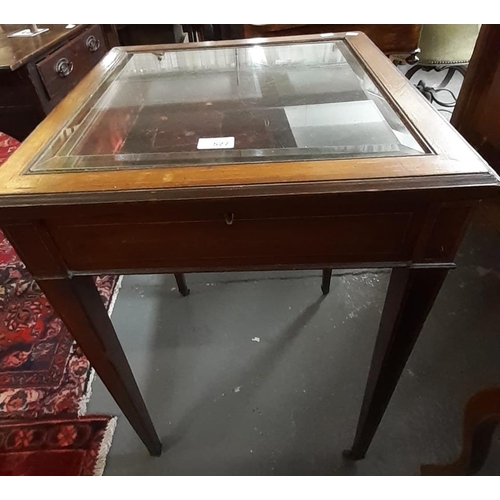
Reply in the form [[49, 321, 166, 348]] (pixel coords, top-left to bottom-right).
[[37, 276, 162, 456], [174, 273, 190, 297], [345, 266, 449, 460], [321, 269, 332, 295]]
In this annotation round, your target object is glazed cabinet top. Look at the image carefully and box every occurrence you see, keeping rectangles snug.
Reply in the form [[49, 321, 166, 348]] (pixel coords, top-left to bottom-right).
[[0, 32, 498, 207]]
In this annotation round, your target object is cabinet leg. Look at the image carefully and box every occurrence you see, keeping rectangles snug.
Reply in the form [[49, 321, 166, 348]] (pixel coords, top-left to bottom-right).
[[174, 273, 190, 297], [37, 276, 162, 456], [321, 268, 332, 295], [344, 267, 449, 460]]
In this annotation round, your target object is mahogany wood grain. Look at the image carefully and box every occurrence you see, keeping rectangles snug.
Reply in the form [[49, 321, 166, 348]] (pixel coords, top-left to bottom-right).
[[47, 211, 414, 273], [2, 223, 67, 279], [0, 33, 498, 459], [0, 33, 496, 202]]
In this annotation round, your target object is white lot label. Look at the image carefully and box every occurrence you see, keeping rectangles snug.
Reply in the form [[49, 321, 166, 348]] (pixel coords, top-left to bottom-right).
[[197, 137, 235, 150]]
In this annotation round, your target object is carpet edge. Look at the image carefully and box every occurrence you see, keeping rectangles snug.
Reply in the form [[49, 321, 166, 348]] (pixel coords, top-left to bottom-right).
[[107, 275, 124, 317], [78, 368, 96, 417], [77, 275, 122, 417], [93, 416, 118, 476]]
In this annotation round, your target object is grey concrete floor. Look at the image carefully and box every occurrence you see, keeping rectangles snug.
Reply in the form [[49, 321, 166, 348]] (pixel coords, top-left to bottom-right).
[[88, 205, 500, 475], [89, 65, 499, 475]]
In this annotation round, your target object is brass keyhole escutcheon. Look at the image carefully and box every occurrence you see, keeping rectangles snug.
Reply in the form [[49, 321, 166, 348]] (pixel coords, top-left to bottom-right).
[[224, 212, 235, 225]]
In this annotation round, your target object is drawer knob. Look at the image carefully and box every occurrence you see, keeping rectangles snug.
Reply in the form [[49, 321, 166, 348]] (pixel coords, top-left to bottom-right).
[[224, 212, 235, 225], [86, 35, 101, 52], [55, 58, 73, 77]]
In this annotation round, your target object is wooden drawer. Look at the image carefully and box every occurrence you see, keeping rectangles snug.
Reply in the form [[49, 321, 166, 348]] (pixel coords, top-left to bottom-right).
[[36, 25, 107, 100], [47, 200, 417, 273]]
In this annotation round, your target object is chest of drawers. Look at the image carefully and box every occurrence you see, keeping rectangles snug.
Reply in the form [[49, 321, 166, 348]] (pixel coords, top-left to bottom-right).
[[0, 24, 109, 140]]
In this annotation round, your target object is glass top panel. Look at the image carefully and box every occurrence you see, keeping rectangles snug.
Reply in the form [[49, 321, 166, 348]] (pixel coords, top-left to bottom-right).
[[30, 40, 425, 173]]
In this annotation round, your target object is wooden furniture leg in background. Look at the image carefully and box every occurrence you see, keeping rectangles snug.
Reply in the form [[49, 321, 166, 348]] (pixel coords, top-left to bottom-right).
[[37, 275, 162, 456], [174, 273, 190, 297], [321, 269, 332, 295], [421, 387, 500, 475], [175, 270, 332, 296], [344, 266, 449, 460]]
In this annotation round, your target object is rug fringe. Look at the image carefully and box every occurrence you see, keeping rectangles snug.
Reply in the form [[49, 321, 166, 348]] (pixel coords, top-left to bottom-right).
[[78, 368, 96, 417], [93, 416, 118, 476], [107, 275, 123, 317]]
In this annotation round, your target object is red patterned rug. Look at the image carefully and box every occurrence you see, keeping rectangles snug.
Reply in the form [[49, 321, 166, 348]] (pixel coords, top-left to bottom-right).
[[0, 416, 116, 475], [0, 230, 119, 419], [0, 132, 19, 166], [0, 131, 119, 475]]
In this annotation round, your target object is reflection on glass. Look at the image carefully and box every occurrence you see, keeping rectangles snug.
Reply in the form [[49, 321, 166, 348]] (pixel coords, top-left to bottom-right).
[[30, 40, 425, 173]]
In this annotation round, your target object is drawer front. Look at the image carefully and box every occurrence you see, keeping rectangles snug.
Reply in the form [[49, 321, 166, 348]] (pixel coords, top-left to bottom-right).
[[36, 25, 107, 100], [48, 211, 415, 273]]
